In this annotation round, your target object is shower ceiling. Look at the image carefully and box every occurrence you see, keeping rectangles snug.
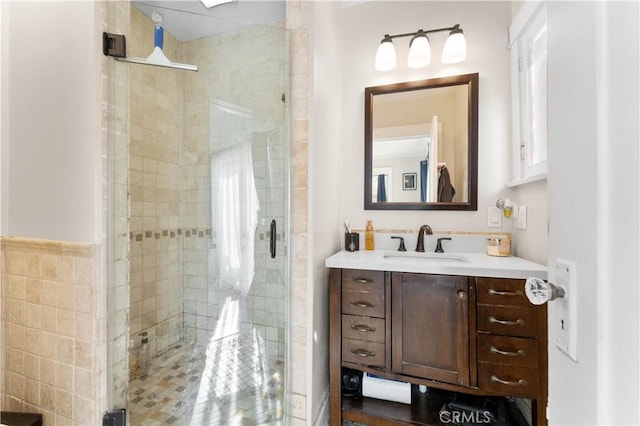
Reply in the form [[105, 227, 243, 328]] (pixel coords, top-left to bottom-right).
[[132, 0, 286, 42]]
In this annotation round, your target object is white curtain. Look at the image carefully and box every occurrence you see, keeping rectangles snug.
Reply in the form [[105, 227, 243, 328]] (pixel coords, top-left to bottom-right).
[[211, 143, 260, 296]]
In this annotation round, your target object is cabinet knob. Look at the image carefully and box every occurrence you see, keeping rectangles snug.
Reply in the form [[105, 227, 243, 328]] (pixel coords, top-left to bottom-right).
[[488, 288, 523, 297], [490, 375, 527, 387], [350, 301, 375, 309], [488, 316, 525, 327], [351, 348, 375, 358], [351, 324, 375, 333], [490, 346, 526, 357], [456, 290, 467, 300]]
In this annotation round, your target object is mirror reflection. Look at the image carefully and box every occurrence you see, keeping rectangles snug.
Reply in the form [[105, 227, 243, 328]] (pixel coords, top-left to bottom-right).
[[365, 73, 478, 210]]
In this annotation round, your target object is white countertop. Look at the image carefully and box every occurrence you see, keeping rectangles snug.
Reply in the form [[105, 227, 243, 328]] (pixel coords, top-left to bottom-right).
[[325, 250, 547, 280]]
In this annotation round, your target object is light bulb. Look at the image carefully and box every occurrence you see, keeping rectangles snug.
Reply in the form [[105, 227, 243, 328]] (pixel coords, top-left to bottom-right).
[[442, 27, 467, 64], [407, 32, 431, 68], [375, 36, 396, 71]]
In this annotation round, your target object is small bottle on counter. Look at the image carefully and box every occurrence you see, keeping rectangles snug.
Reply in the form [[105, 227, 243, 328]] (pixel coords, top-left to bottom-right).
[[364, 220, 375, 250]]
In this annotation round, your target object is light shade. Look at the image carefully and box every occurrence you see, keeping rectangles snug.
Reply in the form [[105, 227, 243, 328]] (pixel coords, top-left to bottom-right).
[[407, 31, 431, 68], [375, 36, 396, 71], [441, 27, 467, 64]]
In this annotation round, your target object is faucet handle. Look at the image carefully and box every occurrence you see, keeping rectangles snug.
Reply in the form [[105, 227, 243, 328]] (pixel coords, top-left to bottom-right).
[[435, 237, 452, 253], [391, 236, 407, 252]]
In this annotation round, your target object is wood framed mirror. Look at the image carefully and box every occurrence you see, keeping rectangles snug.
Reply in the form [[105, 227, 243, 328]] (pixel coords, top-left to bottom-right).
[[364, 73, 478, 210]]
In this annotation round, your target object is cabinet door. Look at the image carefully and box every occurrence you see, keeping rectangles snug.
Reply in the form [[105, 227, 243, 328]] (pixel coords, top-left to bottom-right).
[[392, 273, 470, 386]]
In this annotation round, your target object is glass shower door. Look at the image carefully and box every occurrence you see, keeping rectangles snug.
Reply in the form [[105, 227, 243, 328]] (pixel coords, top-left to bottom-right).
[[106, 3, 289, 425]]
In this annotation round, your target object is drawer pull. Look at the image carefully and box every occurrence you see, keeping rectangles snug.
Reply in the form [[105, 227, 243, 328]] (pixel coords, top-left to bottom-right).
[[488, 289, 523, 297], [489, 316, 525, 327], [490, 375, 528, 387], [350, 301, 375, 309], [351, 348, 375, 357], [490, 346, 526, 357], [351, 324, 376, 333], [351, 277, 372, 283]]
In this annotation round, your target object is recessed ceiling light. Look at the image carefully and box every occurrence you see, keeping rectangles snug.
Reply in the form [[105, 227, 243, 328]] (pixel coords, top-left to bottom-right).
[[200, 0, 234, 9]]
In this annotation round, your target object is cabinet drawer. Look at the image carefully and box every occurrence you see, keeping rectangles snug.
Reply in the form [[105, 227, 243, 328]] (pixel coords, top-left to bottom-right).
[[477, 305, 538, 337], [342, 338, 385, 368], [342, 289, 385, 318], [476, 278, 529, 307], [342, 269, 385, 292], [477, 334, 539, 368], [478, 363, 539, 398], [342, 315, 385, 343]]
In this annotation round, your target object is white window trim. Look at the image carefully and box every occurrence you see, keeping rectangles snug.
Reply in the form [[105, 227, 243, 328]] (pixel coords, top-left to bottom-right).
[[508, 1, 548, 187]]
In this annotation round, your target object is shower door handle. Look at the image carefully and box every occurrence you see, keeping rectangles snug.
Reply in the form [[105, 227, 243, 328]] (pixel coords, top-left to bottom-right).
[[270, 219, 277, 259]]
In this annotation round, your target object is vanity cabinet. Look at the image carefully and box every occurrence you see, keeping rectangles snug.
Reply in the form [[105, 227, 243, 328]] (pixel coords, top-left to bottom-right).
[[391, 273, 471, 387], [329, 268, 548, 426], [341, 269, 389, 368], [475, 277, 547, 400]]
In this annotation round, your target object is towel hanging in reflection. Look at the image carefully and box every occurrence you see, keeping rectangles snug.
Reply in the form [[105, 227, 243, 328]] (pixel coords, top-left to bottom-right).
[[437, 165, 456, 202], [377, 174, 387, 202]]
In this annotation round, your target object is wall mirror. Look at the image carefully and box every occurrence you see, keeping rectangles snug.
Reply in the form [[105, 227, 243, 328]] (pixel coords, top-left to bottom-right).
[[365, 73, 478, 210]]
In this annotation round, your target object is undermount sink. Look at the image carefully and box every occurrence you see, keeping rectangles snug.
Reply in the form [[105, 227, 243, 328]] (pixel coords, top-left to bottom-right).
[[383, 252, 469, 263]]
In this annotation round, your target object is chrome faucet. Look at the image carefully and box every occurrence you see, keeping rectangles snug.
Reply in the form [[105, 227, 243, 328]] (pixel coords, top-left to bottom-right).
[[415, 225, 433, 252]]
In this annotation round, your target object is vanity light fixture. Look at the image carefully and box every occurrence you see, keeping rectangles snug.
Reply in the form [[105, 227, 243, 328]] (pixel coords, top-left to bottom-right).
[[375, 24, 467, 71]]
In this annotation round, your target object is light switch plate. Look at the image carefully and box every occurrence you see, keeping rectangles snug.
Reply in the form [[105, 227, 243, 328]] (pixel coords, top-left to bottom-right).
[[554, 258, 578, 362], [514, 205, 527, 230], [487, 207, 502, 228]]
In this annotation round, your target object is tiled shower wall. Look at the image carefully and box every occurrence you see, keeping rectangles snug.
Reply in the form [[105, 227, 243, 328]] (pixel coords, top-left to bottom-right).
[[0, 239, 100, 425], [128, 7, 185, 358], [106, 0, 131, 410], [286, 1, 311, 421]]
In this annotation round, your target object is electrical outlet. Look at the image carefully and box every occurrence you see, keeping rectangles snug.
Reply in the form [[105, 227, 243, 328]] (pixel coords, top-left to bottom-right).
[[487, 207, 502, 228], [514, 205, 527, 230], [554, 258, 577, 362]]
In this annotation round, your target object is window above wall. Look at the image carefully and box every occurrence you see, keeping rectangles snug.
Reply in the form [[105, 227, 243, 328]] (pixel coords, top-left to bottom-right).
[[508, 1, 548, 187]]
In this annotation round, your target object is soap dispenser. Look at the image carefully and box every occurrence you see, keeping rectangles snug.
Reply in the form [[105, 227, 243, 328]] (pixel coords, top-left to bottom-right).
[[364, 220, 375, 250]]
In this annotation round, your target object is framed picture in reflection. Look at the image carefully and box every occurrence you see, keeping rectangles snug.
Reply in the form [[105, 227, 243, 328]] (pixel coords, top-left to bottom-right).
[[403, 173, 417, 191]]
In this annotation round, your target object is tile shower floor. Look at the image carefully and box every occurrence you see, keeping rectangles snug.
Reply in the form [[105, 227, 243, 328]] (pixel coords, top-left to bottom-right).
[[129, 329, 284, 426]]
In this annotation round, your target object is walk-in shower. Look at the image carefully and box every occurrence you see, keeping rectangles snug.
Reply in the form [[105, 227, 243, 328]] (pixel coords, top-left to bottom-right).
[[106, 2, 289, 424]]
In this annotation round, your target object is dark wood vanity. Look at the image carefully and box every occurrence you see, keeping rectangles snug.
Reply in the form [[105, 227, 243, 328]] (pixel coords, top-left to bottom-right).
[[329, 268, 548, 425]]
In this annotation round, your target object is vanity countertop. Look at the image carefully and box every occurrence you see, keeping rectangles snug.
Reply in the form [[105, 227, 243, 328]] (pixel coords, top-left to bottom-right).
[[325, 250, 547, 280]]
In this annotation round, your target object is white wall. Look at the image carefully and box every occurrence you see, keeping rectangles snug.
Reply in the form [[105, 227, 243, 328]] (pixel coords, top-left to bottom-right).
[[511, 181, 547, 265], [339, 1, 512, 234], [547, 1, 639, 424], [1, 2, 6, 234], [2, 1, 101, 243]]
